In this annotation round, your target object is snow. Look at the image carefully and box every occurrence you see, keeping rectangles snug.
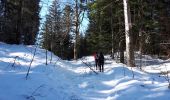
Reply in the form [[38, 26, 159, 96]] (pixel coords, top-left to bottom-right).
[[0, 42, 170, 100]]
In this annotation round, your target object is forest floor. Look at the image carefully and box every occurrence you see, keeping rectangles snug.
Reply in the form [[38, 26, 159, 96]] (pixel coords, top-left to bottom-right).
[[0, 42, 170, 100]]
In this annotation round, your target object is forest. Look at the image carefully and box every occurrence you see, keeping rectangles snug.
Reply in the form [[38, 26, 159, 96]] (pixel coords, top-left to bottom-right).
[[0, 0, 169, 57], [0, 0, 170, 100], [1, 0, 170, 66], [0, 0, 40, 44], [41, 0, 170, 64]]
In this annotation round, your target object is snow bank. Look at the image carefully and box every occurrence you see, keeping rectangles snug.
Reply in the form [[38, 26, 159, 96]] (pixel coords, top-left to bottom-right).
[[0, 42, 170, 100]]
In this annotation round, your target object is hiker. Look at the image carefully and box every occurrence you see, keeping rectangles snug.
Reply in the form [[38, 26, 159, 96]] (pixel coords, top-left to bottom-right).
[[93, 52, 99, 70], [98, 52, 104, 72]]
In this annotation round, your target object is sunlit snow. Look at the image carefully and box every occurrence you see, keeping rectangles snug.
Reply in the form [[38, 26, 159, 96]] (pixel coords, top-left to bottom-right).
[[0, 42, 170, 100]]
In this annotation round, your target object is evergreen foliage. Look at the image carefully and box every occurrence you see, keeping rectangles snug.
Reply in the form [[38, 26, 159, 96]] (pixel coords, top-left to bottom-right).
[[0, 0, 170, 60], [85, 0, 170, 59], [41, 1, 73, 60], [0, 0, 40, 44]]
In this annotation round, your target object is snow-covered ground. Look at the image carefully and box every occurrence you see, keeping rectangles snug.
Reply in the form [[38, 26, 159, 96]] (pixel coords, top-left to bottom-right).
[[0, 42, 170, 100]]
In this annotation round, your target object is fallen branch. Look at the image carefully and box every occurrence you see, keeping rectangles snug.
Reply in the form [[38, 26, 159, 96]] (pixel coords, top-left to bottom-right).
[[53, 57, 62, 67], [31, 85, 45, 96], [139, 64, 170, 89], [130, 67, 135, 79], [80, 58, 98, 74], [12, 56, 19, 69], [163, 65, 170, 89], [26, 46, 38, 80], [26, 84, 45, 100]]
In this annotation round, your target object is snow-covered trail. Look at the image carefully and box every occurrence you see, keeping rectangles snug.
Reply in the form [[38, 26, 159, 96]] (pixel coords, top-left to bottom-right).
[[0, 43, 170, 100], [61, 57, 170, 100]]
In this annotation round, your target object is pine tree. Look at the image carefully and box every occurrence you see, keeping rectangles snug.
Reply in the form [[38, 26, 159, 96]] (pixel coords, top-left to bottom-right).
[[61, 5, 73, 59], [41, 0, 73, 59]]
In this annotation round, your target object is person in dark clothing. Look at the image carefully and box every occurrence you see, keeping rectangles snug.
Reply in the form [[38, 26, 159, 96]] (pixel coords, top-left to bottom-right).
[[98, 52, 104, 72], [93, 52, 99, 70]]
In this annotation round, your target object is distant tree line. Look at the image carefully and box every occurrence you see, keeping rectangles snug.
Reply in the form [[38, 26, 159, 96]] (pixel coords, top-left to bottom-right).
[[41, 0, 170, 61], [1, 0, 170, 62], [41, 0, 87, 60], [0, 0, 40, 44]]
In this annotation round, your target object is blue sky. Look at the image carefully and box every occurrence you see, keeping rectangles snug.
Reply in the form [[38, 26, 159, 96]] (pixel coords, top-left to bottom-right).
[[40, 0, 53, 23], [40, 0, 89, 33], [40, 0, 72, 18]]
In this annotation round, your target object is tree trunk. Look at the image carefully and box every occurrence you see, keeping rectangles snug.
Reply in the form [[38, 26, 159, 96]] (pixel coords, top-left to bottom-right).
[[139, 30, 145, 68], [45, 24, 48, 65], [123, 0, 135, 67], [74, 0, 79, 60], [119, 40, 125, 63], [16, 0, 23, 44], [110, 4, 114, 59], [118, 16, 125, 64]]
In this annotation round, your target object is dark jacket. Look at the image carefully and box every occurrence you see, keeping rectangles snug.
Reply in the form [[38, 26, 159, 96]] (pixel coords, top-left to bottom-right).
[[99, 53, 104, 64]]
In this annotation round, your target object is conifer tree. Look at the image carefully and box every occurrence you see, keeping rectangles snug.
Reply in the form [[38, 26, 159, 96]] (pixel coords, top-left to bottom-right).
[[41, 1, 73, 59]]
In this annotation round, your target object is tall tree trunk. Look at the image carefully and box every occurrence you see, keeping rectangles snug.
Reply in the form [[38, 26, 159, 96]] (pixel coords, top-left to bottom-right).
[[139, 29, 145, 68], [50, 31, 54, 63], [123, 0, 135, 67], [120, 41, 125, 63], [16, 0, 23, 44], [45, 24, 48, 65], [74, 0, 79, 60], [118, 17, 125, 64], [110, 4, 114, 59]]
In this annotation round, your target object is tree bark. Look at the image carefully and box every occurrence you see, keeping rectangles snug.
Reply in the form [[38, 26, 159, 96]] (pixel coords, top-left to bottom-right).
[[16, 0, 23, 44], [119, 40, 125, 64], [110, 4, 115, 59], [74, 0, 79, 60], [123, 0, 135, 67]]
